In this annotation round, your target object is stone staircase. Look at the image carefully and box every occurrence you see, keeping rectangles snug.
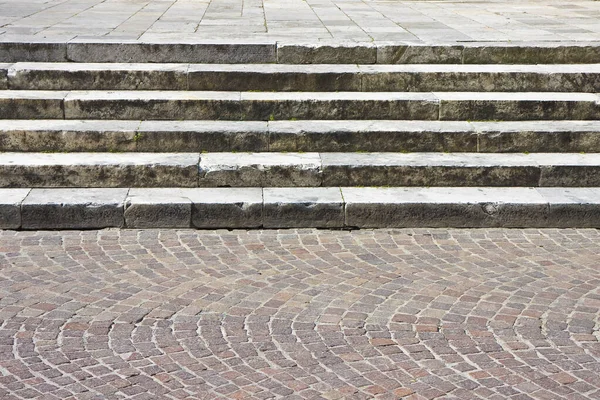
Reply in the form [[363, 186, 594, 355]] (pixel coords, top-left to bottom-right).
[[1, 41, 600, 229]]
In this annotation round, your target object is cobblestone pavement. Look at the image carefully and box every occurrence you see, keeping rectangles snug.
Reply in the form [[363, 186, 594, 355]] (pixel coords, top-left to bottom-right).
[[1, 0, 600, 43], [0, 229, 599, 399]]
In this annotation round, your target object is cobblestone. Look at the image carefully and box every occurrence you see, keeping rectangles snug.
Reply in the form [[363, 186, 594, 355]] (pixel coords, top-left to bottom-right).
[[0, 228, 599, 398]]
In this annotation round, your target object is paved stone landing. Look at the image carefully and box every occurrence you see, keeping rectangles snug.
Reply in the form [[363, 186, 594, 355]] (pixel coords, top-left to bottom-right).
[[0, 229, 599, 399]]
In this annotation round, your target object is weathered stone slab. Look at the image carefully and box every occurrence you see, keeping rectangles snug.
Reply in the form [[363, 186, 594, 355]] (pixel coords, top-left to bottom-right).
[[437, 92, 600, 121], [462, 42, 600, 64], [136, 121, 268, 152], [321, 153, 541, 187], [376, 43, 463, 64], [0, 120, 139, 152], [199, 152, 321, 187], [536, 153, 600, 187], [187, 188, 263, 228], [67, 40, 277, 63], [189, 64, 360, 91], [277, 42, 376, 64], [537, 188, 600, 228], [344, 187, 549, 228], [0, 90, 66, 119], [8, 62, 189, 90], [0, 41, 68, 62], [474, 121, 600, 153], [268, 120, 476, 152], [21, 188, 127, 229], [0, 64, 9, 89], [125, 188, 192, 228], [263, 188, 344, 228], [0, 189, 29, 229], [0, 153, 200, 187]]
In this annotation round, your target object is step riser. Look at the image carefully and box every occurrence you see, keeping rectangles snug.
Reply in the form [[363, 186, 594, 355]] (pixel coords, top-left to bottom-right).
[[5, 66, 600, 92], [3, 95, 599, 121], [3, 188, 600, 230], [2, 42, 600, 64]]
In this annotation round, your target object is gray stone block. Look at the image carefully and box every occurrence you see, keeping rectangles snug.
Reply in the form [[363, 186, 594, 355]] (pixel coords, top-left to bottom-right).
[[0, 189, 29, 229], [0, 64, 8, 89], [0, 42, 68, 62], [199, 152, 322, 187], [0, 153, 200, 187], [67, 40, 276, 63], [263, 188, 344, 228], [277, 42, 376, 64], [8, 62, 189, 90], [188, 188, 263, 228], [462, 42, 600, 64], [537, 153, 600, 187], [376, 44, 463, 64], [537, 188, 600, 227], [343, 187, 549, 228], [21, 188, 127, 229], [125, 188, 192, 228], [0, 90, 66, 119]]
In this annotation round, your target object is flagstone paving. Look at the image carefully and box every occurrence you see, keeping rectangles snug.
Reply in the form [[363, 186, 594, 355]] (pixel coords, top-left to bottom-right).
[[1, 0, 600, 43], [0, 228, 599, 399]]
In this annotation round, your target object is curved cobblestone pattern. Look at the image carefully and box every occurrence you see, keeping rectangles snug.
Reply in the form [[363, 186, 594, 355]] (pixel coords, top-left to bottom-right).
[[0, 229, 599, 399]]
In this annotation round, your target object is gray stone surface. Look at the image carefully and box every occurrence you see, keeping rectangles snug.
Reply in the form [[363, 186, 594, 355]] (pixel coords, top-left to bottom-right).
[[0, 188, 29, 229], [8, 62, 189, 90], [199, 152, 321, 187], [0, 152, 200, 187], [376, 44, 463, 64], [0, 90, 66, 119], [277, 42, 376, 64], [0, 41, 67, 62], [0, 119, 139, 152], [263, 187, 344, 228], [321, 152, 541, 187], [343, 187, 549, 228], [125, 188, 192, 228], [21, 188, 127, 229], [67, 40, 277, 63], [0, 63, 8, 89], [437, 92, 600, 121], [187, 188, 263, 228], [537, 188, 600, 227]]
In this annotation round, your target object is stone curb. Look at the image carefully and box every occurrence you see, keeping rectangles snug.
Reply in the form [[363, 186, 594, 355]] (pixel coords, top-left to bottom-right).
[[1, 40, 600, 64], [3, 120, 600, 153], [2, 187, 600, 229]]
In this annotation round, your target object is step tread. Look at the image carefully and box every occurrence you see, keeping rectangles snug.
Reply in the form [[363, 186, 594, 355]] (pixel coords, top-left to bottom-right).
[[3, 187, 600, 229]]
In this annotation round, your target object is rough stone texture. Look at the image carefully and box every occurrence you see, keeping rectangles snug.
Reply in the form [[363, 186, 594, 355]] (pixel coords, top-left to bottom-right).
[[136, 120, 269, 152], [321, 153, 541, 187], [537, 188, 600, 227], [269, 120, 476, 152], [462, 42, 600, 64], [0, 120, 139, 152], [0, 41, 67, 62], [0, 63, 8, 89], [125, 188, 193, 228], [537, 153, 600, 187], [437, 92, 600, 121], [188, 64, 361, 91], [0, 188, 29, 229], [474, 121, 600, 153], [263, 187, 344, 228], [199, 152, 322, 187], [0, 90, 65, 119], [20, 188, 127, 229], [2, 227, 600, 398], [187, 188, 263, 228], [0, 152, 200, 188], [67, 40, 277, 63], [8, 62, 189, 90], [344, 187, 549, 228], [376, 44, 463, 64], [277, 42, 376, 64]]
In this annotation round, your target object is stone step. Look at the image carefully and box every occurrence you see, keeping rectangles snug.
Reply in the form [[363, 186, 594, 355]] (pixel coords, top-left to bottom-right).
[[3, 63, 600, 92], [1, 40, 600, 64], [2, 91, 599, 121], [3, 187, 600, 229], [4, 120, 600, 153], [2, 152, 600, 188]]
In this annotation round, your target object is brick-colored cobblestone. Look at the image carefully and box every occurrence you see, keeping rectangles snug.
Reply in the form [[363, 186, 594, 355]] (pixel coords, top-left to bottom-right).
[[0, 228, 599, 399]]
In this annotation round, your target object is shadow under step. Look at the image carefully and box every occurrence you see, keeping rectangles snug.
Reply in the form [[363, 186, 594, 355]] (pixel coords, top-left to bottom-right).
[[1, 91, 600, 121], [3, 152, 600, 188], [3, 63, 600, 92], [3, 187, 600, 229]]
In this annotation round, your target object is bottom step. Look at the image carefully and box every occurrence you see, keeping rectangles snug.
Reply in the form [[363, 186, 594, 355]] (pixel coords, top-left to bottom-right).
[[2, 187, 600, 230]]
